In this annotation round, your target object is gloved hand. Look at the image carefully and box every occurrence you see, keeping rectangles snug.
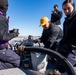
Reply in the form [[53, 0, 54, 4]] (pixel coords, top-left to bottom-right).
[[13, 29, 19, 37], [44, 41, 51, 48], [10, 29, 19, 33], [18, 46, 25, 52], [13, 32, 19, 37], [10, 30, 14, 33], [13, 28, 19, 33], [33, 39, 40, 43], [16, 46, 28, 54]]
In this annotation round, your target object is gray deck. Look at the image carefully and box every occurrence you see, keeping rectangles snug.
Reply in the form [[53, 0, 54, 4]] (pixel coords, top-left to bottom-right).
[[0, 68, 26, 75], [0, 67, 76, 75]]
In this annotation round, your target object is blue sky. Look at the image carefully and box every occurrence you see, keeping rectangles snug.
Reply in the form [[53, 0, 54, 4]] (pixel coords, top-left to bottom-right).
[[7, 0, 75, 36]]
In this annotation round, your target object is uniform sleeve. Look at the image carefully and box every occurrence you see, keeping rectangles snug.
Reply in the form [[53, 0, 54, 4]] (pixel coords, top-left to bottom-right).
[[0, 16, 18, 42], [53, 11, 63, 19], [58, 18, 76, 51], [48, 26, 60, 44], [39, 29, 44, 42]]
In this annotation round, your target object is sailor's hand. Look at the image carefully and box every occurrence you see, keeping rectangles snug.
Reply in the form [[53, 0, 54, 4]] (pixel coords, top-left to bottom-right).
[[33, 39, 40, 43], [12, 29, 19, 37], [18, 46, 25, 52]]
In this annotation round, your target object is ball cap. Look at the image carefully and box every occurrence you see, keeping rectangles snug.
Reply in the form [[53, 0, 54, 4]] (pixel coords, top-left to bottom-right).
[[40, 16, 50, 26]]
